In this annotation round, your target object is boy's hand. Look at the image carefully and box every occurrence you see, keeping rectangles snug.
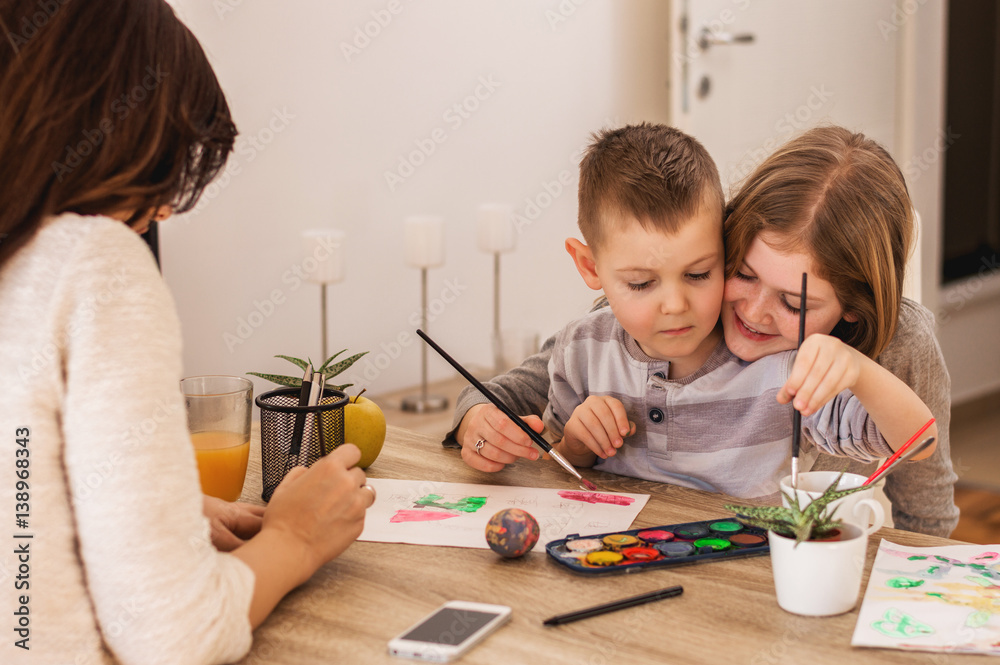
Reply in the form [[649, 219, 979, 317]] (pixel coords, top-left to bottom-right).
[[562, 395, 635, 459], [778, 334, 862, 417]]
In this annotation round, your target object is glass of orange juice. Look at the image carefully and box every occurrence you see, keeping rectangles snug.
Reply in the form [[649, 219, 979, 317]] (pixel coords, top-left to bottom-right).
[[181, 375, 253, 502]]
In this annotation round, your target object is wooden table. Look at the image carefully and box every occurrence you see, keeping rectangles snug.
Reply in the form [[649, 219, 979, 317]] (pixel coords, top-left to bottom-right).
[[235, 425, 985, 664]]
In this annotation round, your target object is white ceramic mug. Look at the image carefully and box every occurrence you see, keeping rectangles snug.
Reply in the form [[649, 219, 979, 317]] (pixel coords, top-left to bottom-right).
[[779, 471, 884, 535], [768, 523, 869, 616]]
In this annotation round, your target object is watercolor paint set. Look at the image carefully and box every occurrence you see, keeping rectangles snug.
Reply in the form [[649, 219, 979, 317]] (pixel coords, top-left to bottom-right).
[[545, 518, 769, 575]]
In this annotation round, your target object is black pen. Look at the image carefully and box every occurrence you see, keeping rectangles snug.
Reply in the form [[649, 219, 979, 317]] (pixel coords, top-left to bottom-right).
[[288, 364, 312, 460], [543, 585, 684, 625]]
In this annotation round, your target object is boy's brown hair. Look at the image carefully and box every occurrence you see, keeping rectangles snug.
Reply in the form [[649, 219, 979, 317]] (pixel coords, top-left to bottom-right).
[[577, 123, 724, 249], [0, 0, 237, 268]]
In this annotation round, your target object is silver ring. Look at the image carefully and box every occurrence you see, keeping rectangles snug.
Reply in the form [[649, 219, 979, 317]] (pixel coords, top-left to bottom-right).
[[361, 484, 376, 502], [475, 439, 487, 456]]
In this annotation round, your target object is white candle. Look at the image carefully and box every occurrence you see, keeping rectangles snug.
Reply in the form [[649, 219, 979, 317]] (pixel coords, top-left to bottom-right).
[[477, 203, 515, 254], [404, 215, 445, 268], [301, 228, 346, 284]]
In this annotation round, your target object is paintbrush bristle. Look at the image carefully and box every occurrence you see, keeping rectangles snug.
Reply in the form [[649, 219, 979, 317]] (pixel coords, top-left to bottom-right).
[[580, 478, 597, 492]]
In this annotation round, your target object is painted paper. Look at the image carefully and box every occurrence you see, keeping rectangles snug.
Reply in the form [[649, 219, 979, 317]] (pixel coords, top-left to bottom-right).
[[359, 478, 649, 552], [852, 539, 1000, 655]]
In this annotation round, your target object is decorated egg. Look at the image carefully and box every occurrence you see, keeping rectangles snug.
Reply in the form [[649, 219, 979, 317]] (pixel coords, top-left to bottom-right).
[[484, 508, 540, 558]]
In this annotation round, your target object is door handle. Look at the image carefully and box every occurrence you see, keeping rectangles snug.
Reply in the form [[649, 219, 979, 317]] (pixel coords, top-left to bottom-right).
[[698, 27, 755, 51]]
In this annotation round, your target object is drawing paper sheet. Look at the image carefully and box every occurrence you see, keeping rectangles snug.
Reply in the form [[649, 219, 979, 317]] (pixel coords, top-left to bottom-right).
[[851, 538, 1000, 655], [359, 478, 649, 552]]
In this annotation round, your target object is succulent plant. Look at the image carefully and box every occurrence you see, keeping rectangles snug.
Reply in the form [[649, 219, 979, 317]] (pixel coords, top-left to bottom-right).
[[247, 350, 368, 391], [725, 471, 870, 546]]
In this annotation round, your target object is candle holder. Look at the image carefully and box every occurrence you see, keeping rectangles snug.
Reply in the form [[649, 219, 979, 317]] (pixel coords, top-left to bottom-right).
[[477, 204, 515, 373], [401, 215, 449, 413], [301, 229, 345, 362]]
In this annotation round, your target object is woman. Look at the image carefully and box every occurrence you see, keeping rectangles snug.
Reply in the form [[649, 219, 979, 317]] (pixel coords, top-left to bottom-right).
[[449, 126, 959, 538], [0, 2, 373, 663]]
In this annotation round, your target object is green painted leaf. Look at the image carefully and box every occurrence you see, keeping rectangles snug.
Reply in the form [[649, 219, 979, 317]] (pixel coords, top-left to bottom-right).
[[275, 355, 310, 371], [321, 352, 368, 378], [966, 610, 990, 628], [886, 577, 924, 589], [964, 575, 993, 588], [246, 372, 303, 387]]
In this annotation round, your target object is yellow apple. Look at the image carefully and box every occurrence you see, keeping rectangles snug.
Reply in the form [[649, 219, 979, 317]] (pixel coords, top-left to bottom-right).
[[343, 395, 386, 469]]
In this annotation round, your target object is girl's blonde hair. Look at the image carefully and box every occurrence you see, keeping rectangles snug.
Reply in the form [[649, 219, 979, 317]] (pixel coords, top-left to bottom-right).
[[724, 126, 913, 358]]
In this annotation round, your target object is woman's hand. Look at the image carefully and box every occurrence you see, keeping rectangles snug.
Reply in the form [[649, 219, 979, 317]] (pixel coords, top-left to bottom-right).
[[262, 444, 374, 574], [561, 395, 635, 461], [234, 444, 376, 628], [456, 404, 544, 472], [202, 495, 266, 552], [778, 334, 862, 417]]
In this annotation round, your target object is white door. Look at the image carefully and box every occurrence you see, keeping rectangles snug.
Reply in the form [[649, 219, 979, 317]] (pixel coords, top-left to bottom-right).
[[670, 0, 899, 189], [667, 2, 922, 300]]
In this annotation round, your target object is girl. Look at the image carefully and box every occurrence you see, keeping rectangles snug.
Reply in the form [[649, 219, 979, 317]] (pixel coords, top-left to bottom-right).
[[0, 2, 373, 663]]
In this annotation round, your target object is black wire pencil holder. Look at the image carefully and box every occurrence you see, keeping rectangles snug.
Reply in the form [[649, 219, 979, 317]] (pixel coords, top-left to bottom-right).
[[256, 387, 348, 502]]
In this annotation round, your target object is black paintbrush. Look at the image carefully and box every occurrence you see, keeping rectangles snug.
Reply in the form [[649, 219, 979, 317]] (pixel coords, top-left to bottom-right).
[[543, 585, 684, 625], [791, 273, 807, 487], [416, 329, 598, 491]]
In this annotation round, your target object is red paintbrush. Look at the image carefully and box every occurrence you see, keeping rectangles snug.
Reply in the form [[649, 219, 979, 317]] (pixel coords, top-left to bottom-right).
[[863, 417, 935, 486]]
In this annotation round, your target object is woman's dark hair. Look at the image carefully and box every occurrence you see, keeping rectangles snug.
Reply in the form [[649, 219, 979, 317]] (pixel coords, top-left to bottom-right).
[[0, 0, 237, 267]]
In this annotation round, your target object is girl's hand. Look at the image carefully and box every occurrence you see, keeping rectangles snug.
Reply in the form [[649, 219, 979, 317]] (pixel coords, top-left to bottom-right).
[[203, 495, 266, 552], [778, 334, 862, 417], [457, 403, 544, 472], [562, 395, 635, 459]]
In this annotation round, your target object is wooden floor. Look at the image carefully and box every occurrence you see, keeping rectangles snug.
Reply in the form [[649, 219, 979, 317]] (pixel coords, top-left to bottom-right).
[[950, 391, 1000, 544], [373, 378, 1000, 545], [951, 486, 1000, 544]]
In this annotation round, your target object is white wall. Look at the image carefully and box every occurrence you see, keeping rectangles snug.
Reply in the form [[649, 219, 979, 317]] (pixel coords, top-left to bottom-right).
[[163, 1, 672, 398], [165, 0, 998, 405]]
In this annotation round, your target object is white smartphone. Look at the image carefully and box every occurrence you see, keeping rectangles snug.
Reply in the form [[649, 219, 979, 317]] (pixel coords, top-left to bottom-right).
[[387, 600, 512, 662]]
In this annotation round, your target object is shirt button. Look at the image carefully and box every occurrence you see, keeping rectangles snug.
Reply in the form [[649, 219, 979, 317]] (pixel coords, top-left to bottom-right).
[[653, 372, 666, 380], [649, 408, 664, 423]]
